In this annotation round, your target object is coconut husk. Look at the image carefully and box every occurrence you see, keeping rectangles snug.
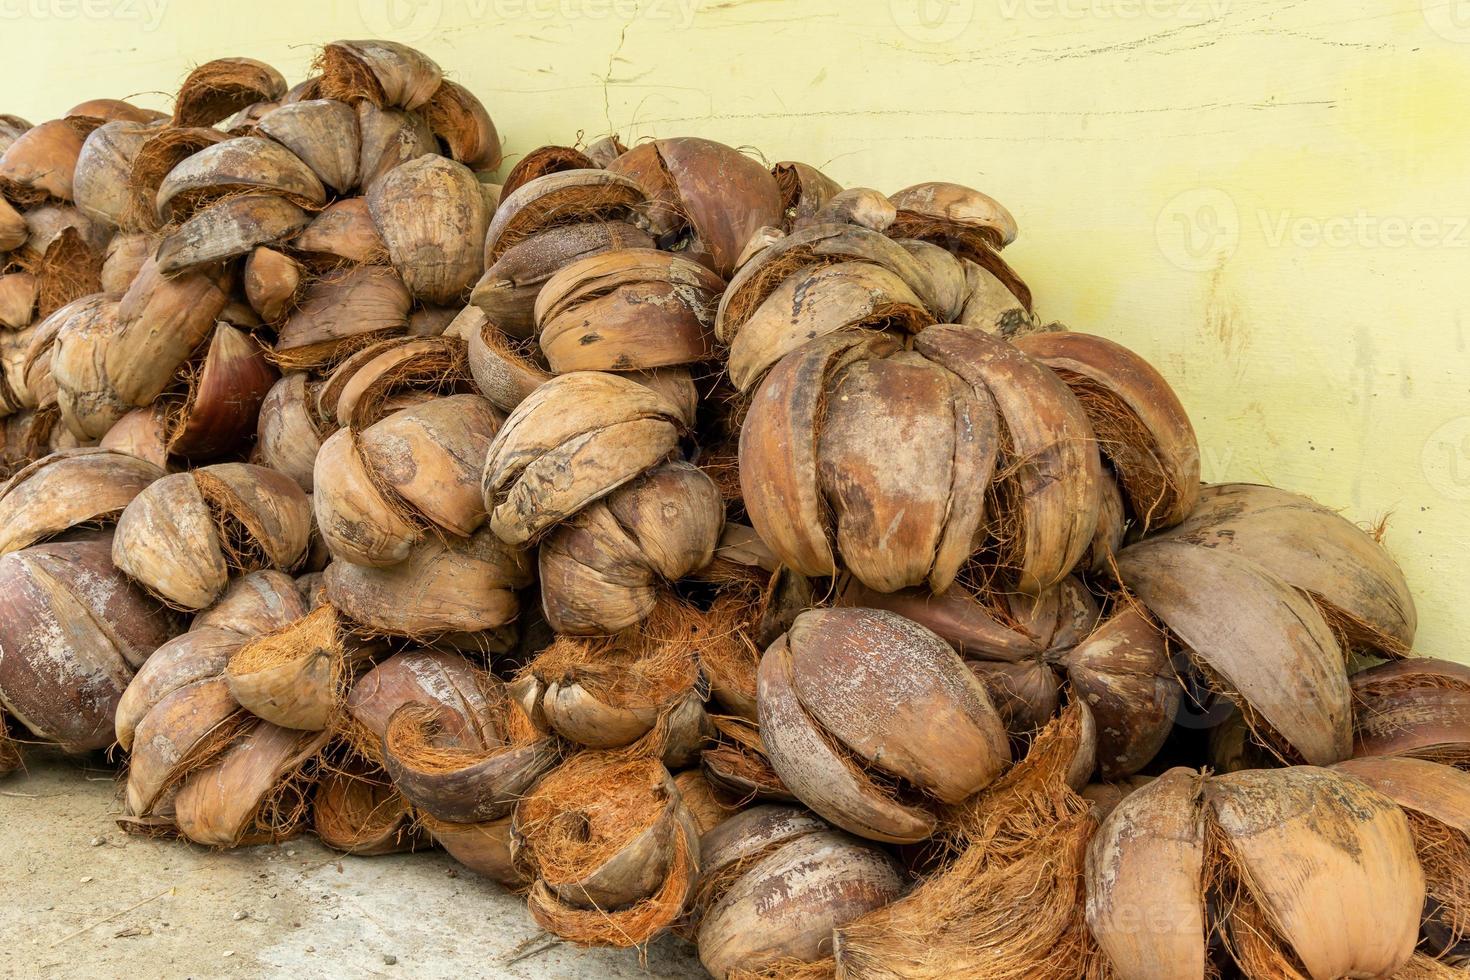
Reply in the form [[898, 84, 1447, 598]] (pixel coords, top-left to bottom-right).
[[314, 755, 422, 856], [73, 119, 158, 230], [99, 232, 153, 294], [98, 404, 169, 469], [582, 135, 626, 168], [255, 99, 359, 194], [513, 752, 701, 947], [172, 717, 330, 847], [123, 125, 226, 231], [888, 182, 1033, 318], [367, 155, 489, 305], [0, 196, 26, 251], [112, 463, 311, 610], [173, 58, 287, 128], [315, 335, 471, 431], [534, 248, 722, 374], [314, 392, 498, 566], [0, 533, 177, 752], [153, 136, 324, 225], [17, 208, 107, 318], [1333, 756, 1470, 954], [526, 595, 714, 766], [120, 632, 234, 755], [890, 181, 1017, 250], [110, 256, 230, 408], [1351, 658, 1470, 766], [1017, 330, 1200, 532], [739, 330, 995, 593], [273, 265, 410, 370], [914, 324, 1103, 595], [123, 675, 246, 816], [0, 448, 161, 555], [423, 80, 500, 172], [255, 373, 321, 491], [243, 246, 303, 324], [699, 829, 904, 979], [156, 193, 309, 274], [1117, 537, 1351, 766], [165, 322, 278, 458], [324, 525, 531, 639], [0, 115, 32, 153], [772, 161, 842, 231], [225, 604, 343, 731], [499, 145, 596, 200], [344, 648, 499, 765], [466, 314, 554, 412], [192, 568, 309, 637], [538, 461, 723, 635], [316, 40, 443, 111], [758, 608, 1010, 844], [291, 197, 386, 264], [0, 120, 85, 206], [381, 690, 558, 823], [702, 715, 794, 803], [1150, 482, 1417, 657], [606, 138, 781, 278], [673, 769, 740, 836], [65, 100, 162, 126], [46, 295, 129, 440], [483, 169, 647, 267], [422, 812, 523, 883], [354, 102, 437, 195], [694, 804, 828, 918], [471, 219, 656, 340], [481, 371, 686, 545]]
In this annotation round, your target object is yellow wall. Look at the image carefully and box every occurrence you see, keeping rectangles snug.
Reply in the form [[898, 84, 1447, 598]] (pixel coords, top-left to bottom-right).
[[5, 0, 1468, 662]]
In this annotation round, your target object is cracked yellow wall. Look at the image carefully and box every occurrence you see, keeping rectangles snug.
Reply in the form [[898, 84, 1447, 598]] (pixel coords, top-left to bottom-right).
[[6, 0, 1468, 661]]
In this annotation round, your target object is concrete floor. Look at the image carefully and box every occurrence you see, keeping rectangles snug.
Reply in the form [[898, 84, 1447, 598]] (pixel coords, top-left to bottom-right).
[[0, 749, 705, 979]]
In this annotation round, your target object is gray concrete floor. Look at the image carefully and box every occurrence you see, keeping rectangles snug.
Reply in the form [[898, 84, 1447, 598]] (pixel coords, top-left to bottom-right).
[[0, 749, 705, 979]]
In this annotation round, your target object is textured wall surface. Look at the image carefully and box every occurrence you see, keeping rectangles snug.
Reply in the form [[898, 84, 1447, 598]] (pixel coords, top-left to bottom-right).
[[5, 0, 1467, 661]]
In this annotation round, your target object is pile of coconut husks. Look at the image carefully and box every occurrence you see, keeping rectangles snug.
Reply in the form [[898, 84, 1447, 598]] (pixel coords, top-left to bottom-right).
[[0, 39, 1465, 980]]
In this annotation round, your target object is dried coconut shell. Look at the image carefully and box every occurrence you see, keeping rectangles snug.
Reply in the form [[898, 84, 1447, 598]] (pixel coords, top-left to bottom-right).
[[165, 322, 278, 459], [226, 604, 343, 730], [513, 752, 701, 947], [73, 119, 158, 230], [772, 161, 842, 231], [534, 248, 722, 373], [1152, 482, 1417, 656], [354, 103, 436, 195], [538, 461, 723, 635], [110, 256, 230, 408], [0, 533, 177, 752], [758, 608, 1010, 844], [0, 119, 85, 206], [173, 58, 288, 128], [123, 126, 226, 232], [605, 137, 781, 278], [313, 393, 500, 566], [191, 568, 309, 638], [255, 99, 360, 194], [273, 265, 410, 370], [424, 813, 523, 883], [314, 757, 422, 856], [465, 313, 554, 412], [0, 196, 26, 251], [324, 525, 531, 639], [368, 155, 489, 305], [344, 648, 499, 765], [316, 40, 443, 111], [0, 448, 161, 556], [698, 829, 904, 979], [424, 80, 501, 172], [253, 374, 320, 493], [291, 198, 386, 264], [154, 136, 324, 223], [243, 246, 303, 323], [99, 233, 153, 294], [481, 371, 686, 545], [0, 272, 36, 329], [98, 405, 170, 469], [471, 219, 656, 339], [172, 718, 330, 847], [483, 168, 647, 267], [1017, 330, 1200, 532], [499, 145, 595, 200], [1350, 657, 1470, 766], [112, 463, 312, 610], [155, 193, 310, 274]]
